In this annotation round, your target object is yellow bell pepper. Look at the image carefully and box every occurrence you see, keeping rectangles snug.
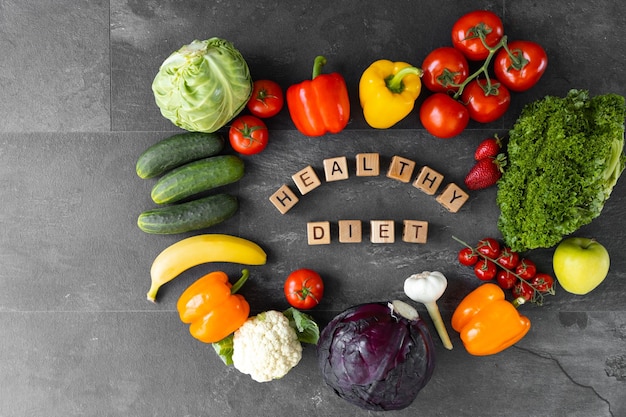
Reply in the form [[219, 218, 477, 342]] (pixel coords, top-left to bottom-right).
[[359, 60, 423, 129]]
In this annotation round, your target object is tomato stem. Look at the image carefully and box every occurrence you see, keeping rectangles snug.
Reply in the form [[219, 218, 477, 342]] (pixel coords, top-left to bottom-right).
[[453, 35, 508, 100]]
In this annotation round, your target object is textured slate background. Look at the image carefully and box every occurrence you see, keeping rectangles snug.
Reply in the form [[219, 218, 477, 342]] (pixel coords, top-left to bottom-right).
[[1, 1, 625, 416]]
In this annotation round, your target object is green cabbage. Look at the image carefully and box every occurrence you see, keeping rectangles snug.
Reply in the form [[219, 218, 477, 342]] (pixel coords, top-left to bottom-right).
[[497, 89, 626, 252], [152, 38, 252, 133]]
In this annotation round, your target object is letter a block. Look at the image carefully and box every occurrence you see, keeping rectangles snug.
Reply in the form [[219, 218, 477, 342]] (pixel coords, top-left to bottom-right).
[[436, 183, 469, 213], [338, 220, 362, 243], [402, 220, 428, 243], [269, 184, 299, 214], [307, 221, 331, 245], [323, 156, 349, 182]]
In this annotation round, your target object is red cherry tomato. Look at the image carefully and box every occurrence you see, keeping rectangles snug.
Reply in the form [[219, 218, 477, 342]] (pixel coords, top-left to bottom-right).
[[497, 247, 520, 269], [530, 273, 555, 293], [474, 259, 497, 281], [496, 269, 517, 290], [419, 93, 470, 138], [458, 247, 479, 266], [513, 280, 535, 302], [228, 115, 269, 155], [461, 79, 511, 123], [284, 268, 324, 310], [515, 258, 537, 280], [476, 237, 501, 259], [494, 40, 548, 92], [421, 47, 470, 93], [451, 10, 504, 61], [247, 79, 284, 118]]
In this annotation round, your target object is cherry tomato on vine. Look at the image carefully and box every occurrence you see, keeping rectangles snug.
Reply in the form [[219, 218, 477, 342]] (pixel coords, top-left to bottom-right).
[[229, 115, 269, 155], [530, 273, 555, 293], [476, 237, 501, 259], [497, 247, 520, 269], [451, 10, 504, 61], [515, 258, 537, 280], [419, 93, 469, 139], [247, 79, 284, 118], [421, 47, 470, 93], [461, 79, 511, 123], [494, 40, 548, 92], [284, 268, 324, 310], [458, 247, 479, 266], [496, 269, 517, 290], [513, 280, 535, 302], [474, 259, 497, 281]]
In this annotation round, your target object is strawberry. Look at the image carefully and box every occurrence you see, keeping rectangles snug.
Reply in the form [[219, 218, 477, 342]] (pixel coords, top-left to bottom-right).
[[474, 135, 502, 160], [464, 154, 507, 190]]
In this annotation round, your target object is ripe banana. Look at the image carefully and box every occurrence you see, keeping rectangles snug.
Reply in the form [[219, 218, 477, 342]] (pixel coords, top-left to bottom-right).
[[147, 234, 267, 302]]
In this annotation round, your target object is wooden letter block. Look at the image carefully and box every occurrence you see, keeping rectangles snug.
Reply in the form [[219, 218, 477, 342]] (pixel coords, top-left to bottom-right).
[[292, 165, 321, 195], [338, 220, 362, 243], [356, 153, 380, 177], [307, 221, 331, 245], [370, 220, 395, 243], [269, 184, 299, 214], [436, 183, 469, 213], [323, 156, 349, 182], [402, 220, 429, 243], [413, 166, 444, 195], [387, 155, 416, 183]]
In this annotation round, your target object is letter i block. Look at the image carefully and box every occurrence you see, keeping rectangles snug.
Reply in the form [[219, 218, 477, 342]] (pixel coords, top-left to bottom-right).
[[307, 221, 331, 245], [402, 220, 428, 243], [323, 156, 349, 182], [338, 220, 362, 243], [436, 183, 469, 213], [269, 184, 299, 214], [413, 166, 444, 195], [292, 165, 321, 195], [387, 156, 416, 183], [356, 153, 380, 177], [370, 220, 395, 243]]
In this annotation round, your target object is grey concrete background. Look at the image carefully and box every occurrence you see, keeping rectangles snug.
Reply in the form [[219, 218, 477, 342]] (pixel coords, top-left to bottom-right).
[[1, 1, 625, 416]]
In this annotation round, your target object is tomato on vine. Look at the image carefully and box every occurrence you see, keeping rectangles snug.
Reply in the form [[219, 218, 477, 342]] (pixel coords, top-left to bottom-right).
[[419, 93, 469, 139], [460, 79, 511, 123], [497, 247, 520, 269], [530, 273, 555, 293], [496, 269, 517, 290], [515, 258, 537, 280], [284, 268, 324, 310], [474, 259, 497, 281], [494, 40, 548, 92], [451, 10, 504, 61], [476, 237, 501, 259], [421, 47, 470, 93], [458, 247, 479, 266]]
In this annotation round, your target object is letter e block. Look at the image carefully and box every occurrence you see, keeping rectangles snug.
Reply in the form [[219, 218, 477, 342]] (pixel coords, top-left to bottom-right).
[[269, 184, 299, 214], [338, 220, 362, 243], [370, 220, 395, 243], [323, 156, 349, 182], [292, 165, 321, 195], [307, 221, 331, 245], [413, 166, 444, 195], [387, 155, 416, 183], [356, 153, 380, 177], [402, 220, 429, 243], [436, 183, 469, 213]]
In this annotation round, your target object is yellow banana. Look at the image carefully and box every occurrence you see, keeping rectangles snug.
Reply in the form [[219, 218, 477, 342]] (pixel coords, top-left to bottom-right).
[[147, 234, 267, 302]]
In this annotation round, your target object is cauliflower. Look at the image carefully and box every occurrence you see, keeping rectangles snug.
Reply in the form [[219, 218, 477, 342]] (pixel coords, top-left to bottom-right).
[[231, 310, 303, 382]]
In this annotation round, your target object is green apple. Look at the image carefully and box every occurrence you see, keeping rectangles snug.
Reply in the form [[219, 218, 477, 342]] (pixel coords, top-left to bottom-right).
[[552, 237, 610, 295]]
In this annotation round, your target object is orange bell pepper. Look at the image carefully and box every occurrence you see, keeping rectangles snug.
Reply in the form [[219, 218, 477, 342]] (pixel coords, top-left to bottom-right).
[[177, 270, 250, 344], [286, 55, 350, 137], [451, 283, 530, 356]]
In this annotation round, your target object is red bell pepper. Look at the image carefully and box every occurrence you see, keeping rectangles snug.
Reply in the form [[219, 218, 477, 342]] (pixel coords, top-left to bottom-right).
[[286, 56, 350, 137]]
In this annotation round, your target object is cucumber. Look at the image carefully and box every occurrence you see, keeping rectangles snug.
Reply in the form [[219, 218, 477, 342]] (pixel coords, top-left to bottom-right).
[[136, 132, 224, 179], [151, 155, 245, 204], [138, 193, 238, 234]]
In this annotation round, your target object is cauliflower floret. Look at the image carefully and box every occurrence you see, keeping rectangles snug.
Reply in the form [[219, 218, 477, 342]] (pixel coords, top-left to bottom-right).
[[232, 310, 303, 382]]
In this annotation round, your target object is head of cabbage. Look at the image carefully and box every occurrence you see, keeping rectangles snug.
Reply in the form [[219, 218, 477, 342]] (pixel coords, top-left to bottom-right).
[[152, 38, 252, 133]]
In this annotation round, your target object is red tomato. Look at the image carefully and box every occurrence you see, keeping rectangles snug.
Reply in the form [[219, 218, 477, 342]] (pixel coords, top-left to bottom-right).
[[497, 247, 520, 269], [284, 268, 324, 310], [494, 40, 548, 92], [247, 79, 284, 118], [461, 79, 511, 123], [496, 269, 517, 290], [476, 237, 501, 259], [419, 93, 469, 138], [451, 10, 504, 60], [515, 258, 537, 280], [513, 280, 535, 302], [458, 247, 479, 266], [228, 115, 269, 155], [530, 273, 555, 293], [421, 47, 470, 93], [474, 259, 497, 281]]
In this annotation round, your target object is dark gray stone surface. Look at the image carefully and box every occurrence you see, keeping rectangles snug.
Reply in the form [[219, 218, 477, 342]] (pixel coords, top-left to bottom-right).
[[1, 1, 625, 416]]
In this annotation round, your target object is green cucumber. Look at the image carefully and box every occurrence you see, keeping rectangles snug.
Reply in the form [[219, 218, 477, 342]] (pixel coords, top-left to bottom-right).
[[136, 132, 224, 179], [151, 155, 245, 204], [138, 193, 238, 234]]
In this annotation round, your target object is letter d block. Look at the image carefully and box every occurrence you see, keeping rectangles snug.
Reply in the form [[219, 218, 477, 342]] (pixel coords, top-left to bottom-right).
[[269, 184, 299, 214], [307, 221, 331, 245]]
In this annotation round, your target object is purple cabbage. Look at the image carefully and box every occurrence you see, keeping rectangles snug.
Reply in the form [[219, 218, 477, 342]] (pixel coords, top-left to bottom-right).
[[317, 301, 436, 411]]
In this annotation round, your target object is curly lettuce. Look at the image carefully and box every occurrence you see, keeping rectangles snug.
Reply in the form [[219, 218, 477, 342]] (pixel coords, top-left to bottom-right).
[[497, 89, 625, 252]]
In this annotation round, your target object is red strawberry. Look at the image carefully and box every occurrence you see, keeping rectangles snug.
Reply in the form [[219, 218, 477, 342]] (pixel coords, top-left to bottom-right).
[[464, 154, 507, 190], [474, 135, 502, 160]]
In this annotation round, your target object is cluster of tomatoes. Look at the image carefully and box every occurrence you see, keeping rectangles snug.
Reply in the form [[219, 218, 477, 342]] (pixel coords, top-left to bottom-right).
[[457, 237, 555, 304], [228, 79, 285, 155], [419, 10, 548, 139]]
